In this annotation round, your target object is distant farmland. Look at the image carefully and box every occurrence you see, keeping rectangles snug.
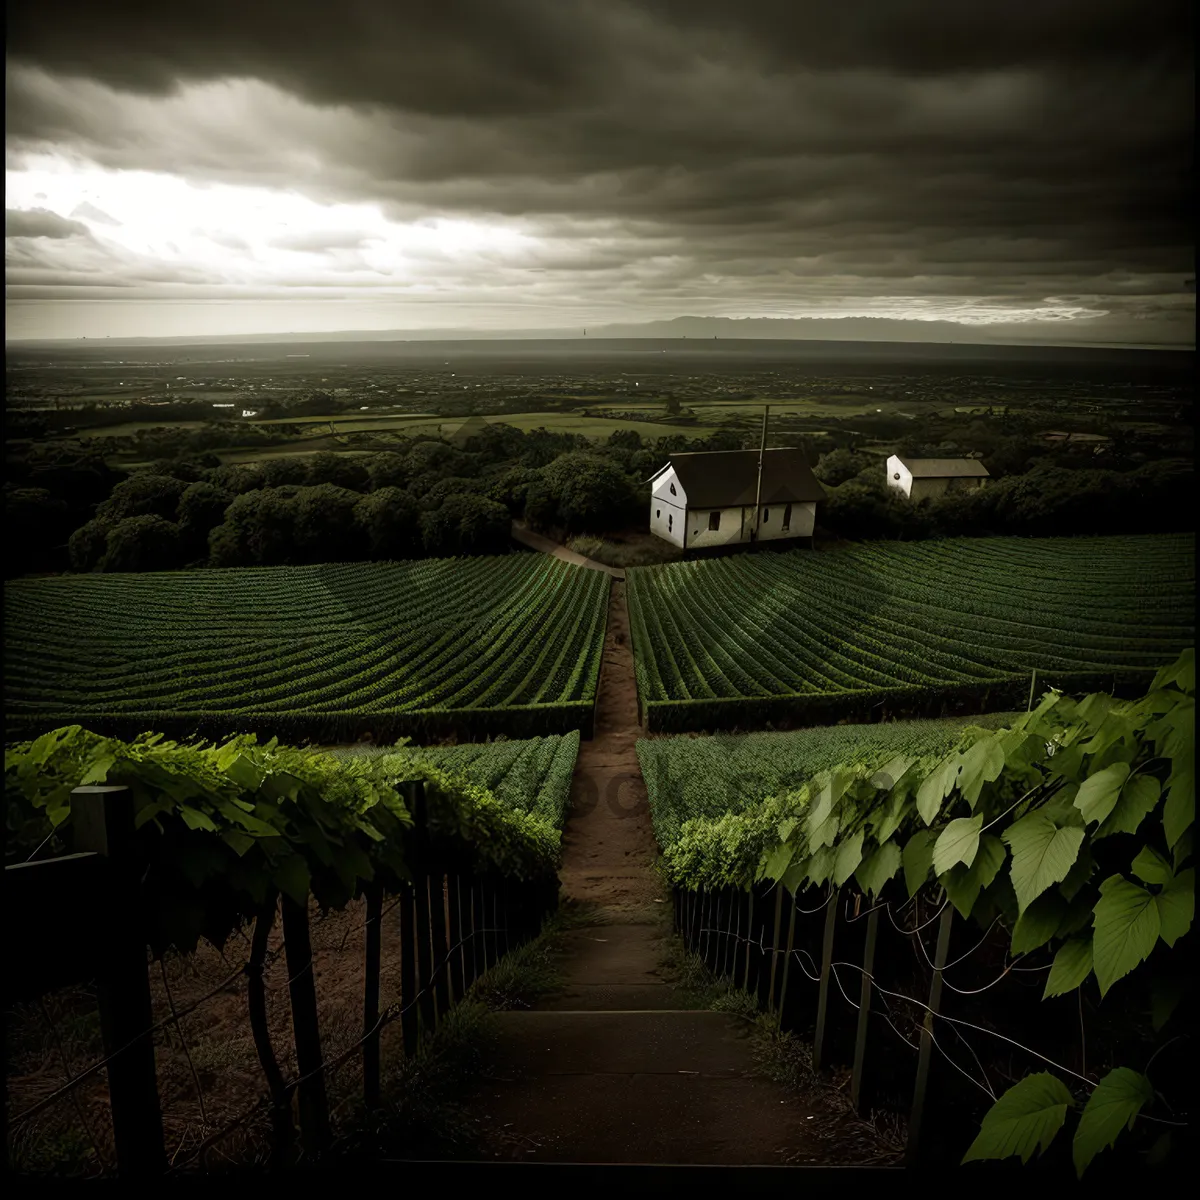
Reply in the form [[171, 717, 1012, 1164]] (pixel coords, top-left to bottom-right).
[[5, 556, 610, 742], [627, 533, 1195, 731]]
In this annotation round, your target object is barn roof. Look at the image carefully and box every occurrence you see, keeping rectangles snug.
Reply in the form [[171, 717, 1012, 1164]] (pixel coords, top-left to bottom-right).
[[896, 456, 991, 479], [664, 448, 826, 507]]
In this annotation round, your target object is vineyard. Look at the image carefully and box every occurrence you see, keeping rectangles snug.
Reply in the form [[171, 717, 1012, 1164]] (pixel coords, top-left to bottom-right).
[[626, 533, 1195, 731], [638, 714, 1019, 851], [4, 556, 610, 742], [330, 732, 579, 830]]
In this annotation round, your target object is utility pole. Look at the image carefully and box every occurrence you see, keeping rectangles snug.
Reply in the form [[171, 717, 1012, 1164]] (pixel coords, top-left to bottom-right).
[[752, 405, 769, 543]]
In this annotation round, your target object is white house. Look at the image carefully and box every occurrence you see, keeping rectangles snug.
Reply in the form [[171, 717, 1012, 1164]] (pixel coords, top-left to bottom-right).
[[648, 449, 826, 549], [886, 454, 990, 502]]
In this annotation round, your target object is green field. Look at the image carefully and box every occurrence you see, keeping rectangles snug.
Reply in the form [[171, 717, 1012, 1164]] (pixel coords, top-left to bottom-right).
[[638, 713, 1018, 850], [626, 534, 1195, 731], [5, 556, 610, 740], [330, 731, 579, 829]]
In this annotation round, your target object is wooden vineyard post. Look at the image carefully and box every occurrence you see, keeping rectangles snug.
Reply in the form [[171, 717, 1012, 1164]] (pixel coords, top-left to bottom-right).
[[398, 883, 419, 1058], [447, 875, 466, 1004], [362, 879, 383, 1110], [428, 872, 451, 1022], [689, 890, 701, 952], [724, 889, 738, 978], [280, 894, 331, 1153], [413, 874, 436, 1033], [811, 889, 840, 1074], [850, 908, 880, 1114], [70, 786, 166, 1177], [777, 893, 797, 1022], [906, 903, 955, 1166], [742, 890, 755, 993], [768, 889, 784, 1012]]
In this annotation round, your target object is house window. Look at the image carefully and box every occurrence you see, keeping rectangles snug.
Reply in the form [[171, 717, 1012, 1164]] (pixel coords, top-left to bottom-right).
[[669, 482, 677, 496], [668, 513, 673, 533], [708, 511, 720, 531], [782, 503, 792, 531], [763, 508, 770, 523]]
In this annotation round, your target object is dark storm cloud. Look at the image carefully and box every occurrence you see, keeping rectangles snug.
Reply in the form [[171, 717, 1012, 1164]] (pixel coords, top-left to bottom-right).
[[4, 1, 1194, 339], [5, 207, 90, 238]]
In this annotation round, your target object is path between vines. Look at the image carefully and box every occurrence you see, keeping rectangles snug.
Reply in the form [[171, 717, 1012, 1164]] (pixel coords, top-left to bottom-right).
[[463, 581, 823, 1163]]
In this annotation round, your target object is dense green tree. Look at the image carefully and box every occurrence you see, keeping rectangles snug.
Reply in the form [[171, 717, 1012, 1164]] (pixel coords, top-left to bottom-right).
[[258, 457, 312, 488], [175, 481, 234, 561], [68, 518, 114, 572], [208, 487, 300, 567], [366, 452, 409, 491], [541, 452, 640, 533], [421, 494, 511, 556], [97, 473, 190, 522], [205, 464, 263, 494], [306, 451, 370, 492], [99, 515, 185, 573], [292, 484, 366, 563], [815, 447, 874, 486], [354, 488, 422, 560], [420, 476, 487, 510], [523, 479, 557, 531]]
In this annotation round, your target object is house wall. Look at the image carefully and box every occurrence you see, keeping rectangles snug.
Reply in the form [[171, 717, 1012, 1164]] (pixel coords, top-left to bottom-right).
[[756, 501, 816, 542], [650, 467, 686, 505], [908, 476, 951, 502], [685, 501, 817, 547], [650, 497, 686, 546], [685, 505, 750, 549], [886, 454, 913, 498]]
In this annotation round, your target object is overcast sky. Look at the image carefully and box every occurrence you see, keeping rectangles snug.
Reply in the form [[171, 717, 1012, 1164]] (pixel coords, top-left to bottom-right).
[[5, 1, 1195, 344]]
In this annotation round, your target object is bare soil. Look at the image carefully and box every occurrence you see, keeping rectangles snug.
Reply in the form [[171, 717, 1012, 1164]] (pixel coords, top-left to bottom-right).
[[558, 582, 662, 915]]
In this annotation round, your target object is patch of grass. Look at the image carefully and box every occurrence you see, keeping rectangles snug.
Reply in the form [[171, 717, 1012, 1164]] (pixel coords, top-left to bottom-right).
[[567, 536, 684, 568], [659, 936, 904, 1165], [334, 899, 592, 1162]]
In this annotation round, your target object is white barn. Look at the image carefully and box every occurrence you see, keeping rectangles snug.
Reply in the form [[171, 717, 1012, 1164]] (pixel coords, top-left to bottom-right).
[[648, 449, 826, 550], [886, 454, 990, 502]]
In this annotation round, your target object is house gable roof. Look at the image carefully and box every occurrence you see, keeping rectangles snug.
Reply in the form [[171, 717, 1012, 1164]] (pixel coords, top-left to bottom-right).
[[665, 448, 826, 507], [896, 456, 991, 479]]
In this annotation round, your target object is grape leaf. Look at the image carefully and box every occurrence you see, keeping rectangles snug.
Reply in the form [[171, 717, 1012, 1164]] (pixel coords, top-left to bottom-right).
[[1162, 750, 1194, 851], [942, 835, 1006, 919], [855, 840, 902, 898], [833, 830, 865, 887], [761, 842, 795, 883], [1012, 892, 1067, 954], [1043, 936, 1093, 998], [962, 1073, 1074, 1165], [1091, 875, 1161, 996], [958, 737, 1005, 808], [1004, 812, 1085, 915], [934, 815, 984, 876], [916, 753, 962, 825], [1073, 1068, 1155, 1178], [1095, 774, 1161, 840], [1155, 868, 1193, 947], [903, 829, 937, 899], [1074, 762, 1131, 827], [1130, 845, 1173, 886]]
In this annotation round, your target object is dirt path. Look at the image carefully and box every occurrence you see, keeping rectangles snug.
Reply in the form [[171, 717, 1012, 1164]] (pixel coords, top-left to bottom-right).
[[558, 581, 659, 913], [462, 583, 823, 1164], [511, 521, 627, 580]]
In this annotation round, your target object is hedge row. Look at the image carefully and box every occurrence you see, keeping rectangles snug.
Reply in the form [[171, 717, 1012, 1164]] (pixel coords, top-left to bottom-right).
[[5, 702, 597, 747], [640, 670, 1156, 734]]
